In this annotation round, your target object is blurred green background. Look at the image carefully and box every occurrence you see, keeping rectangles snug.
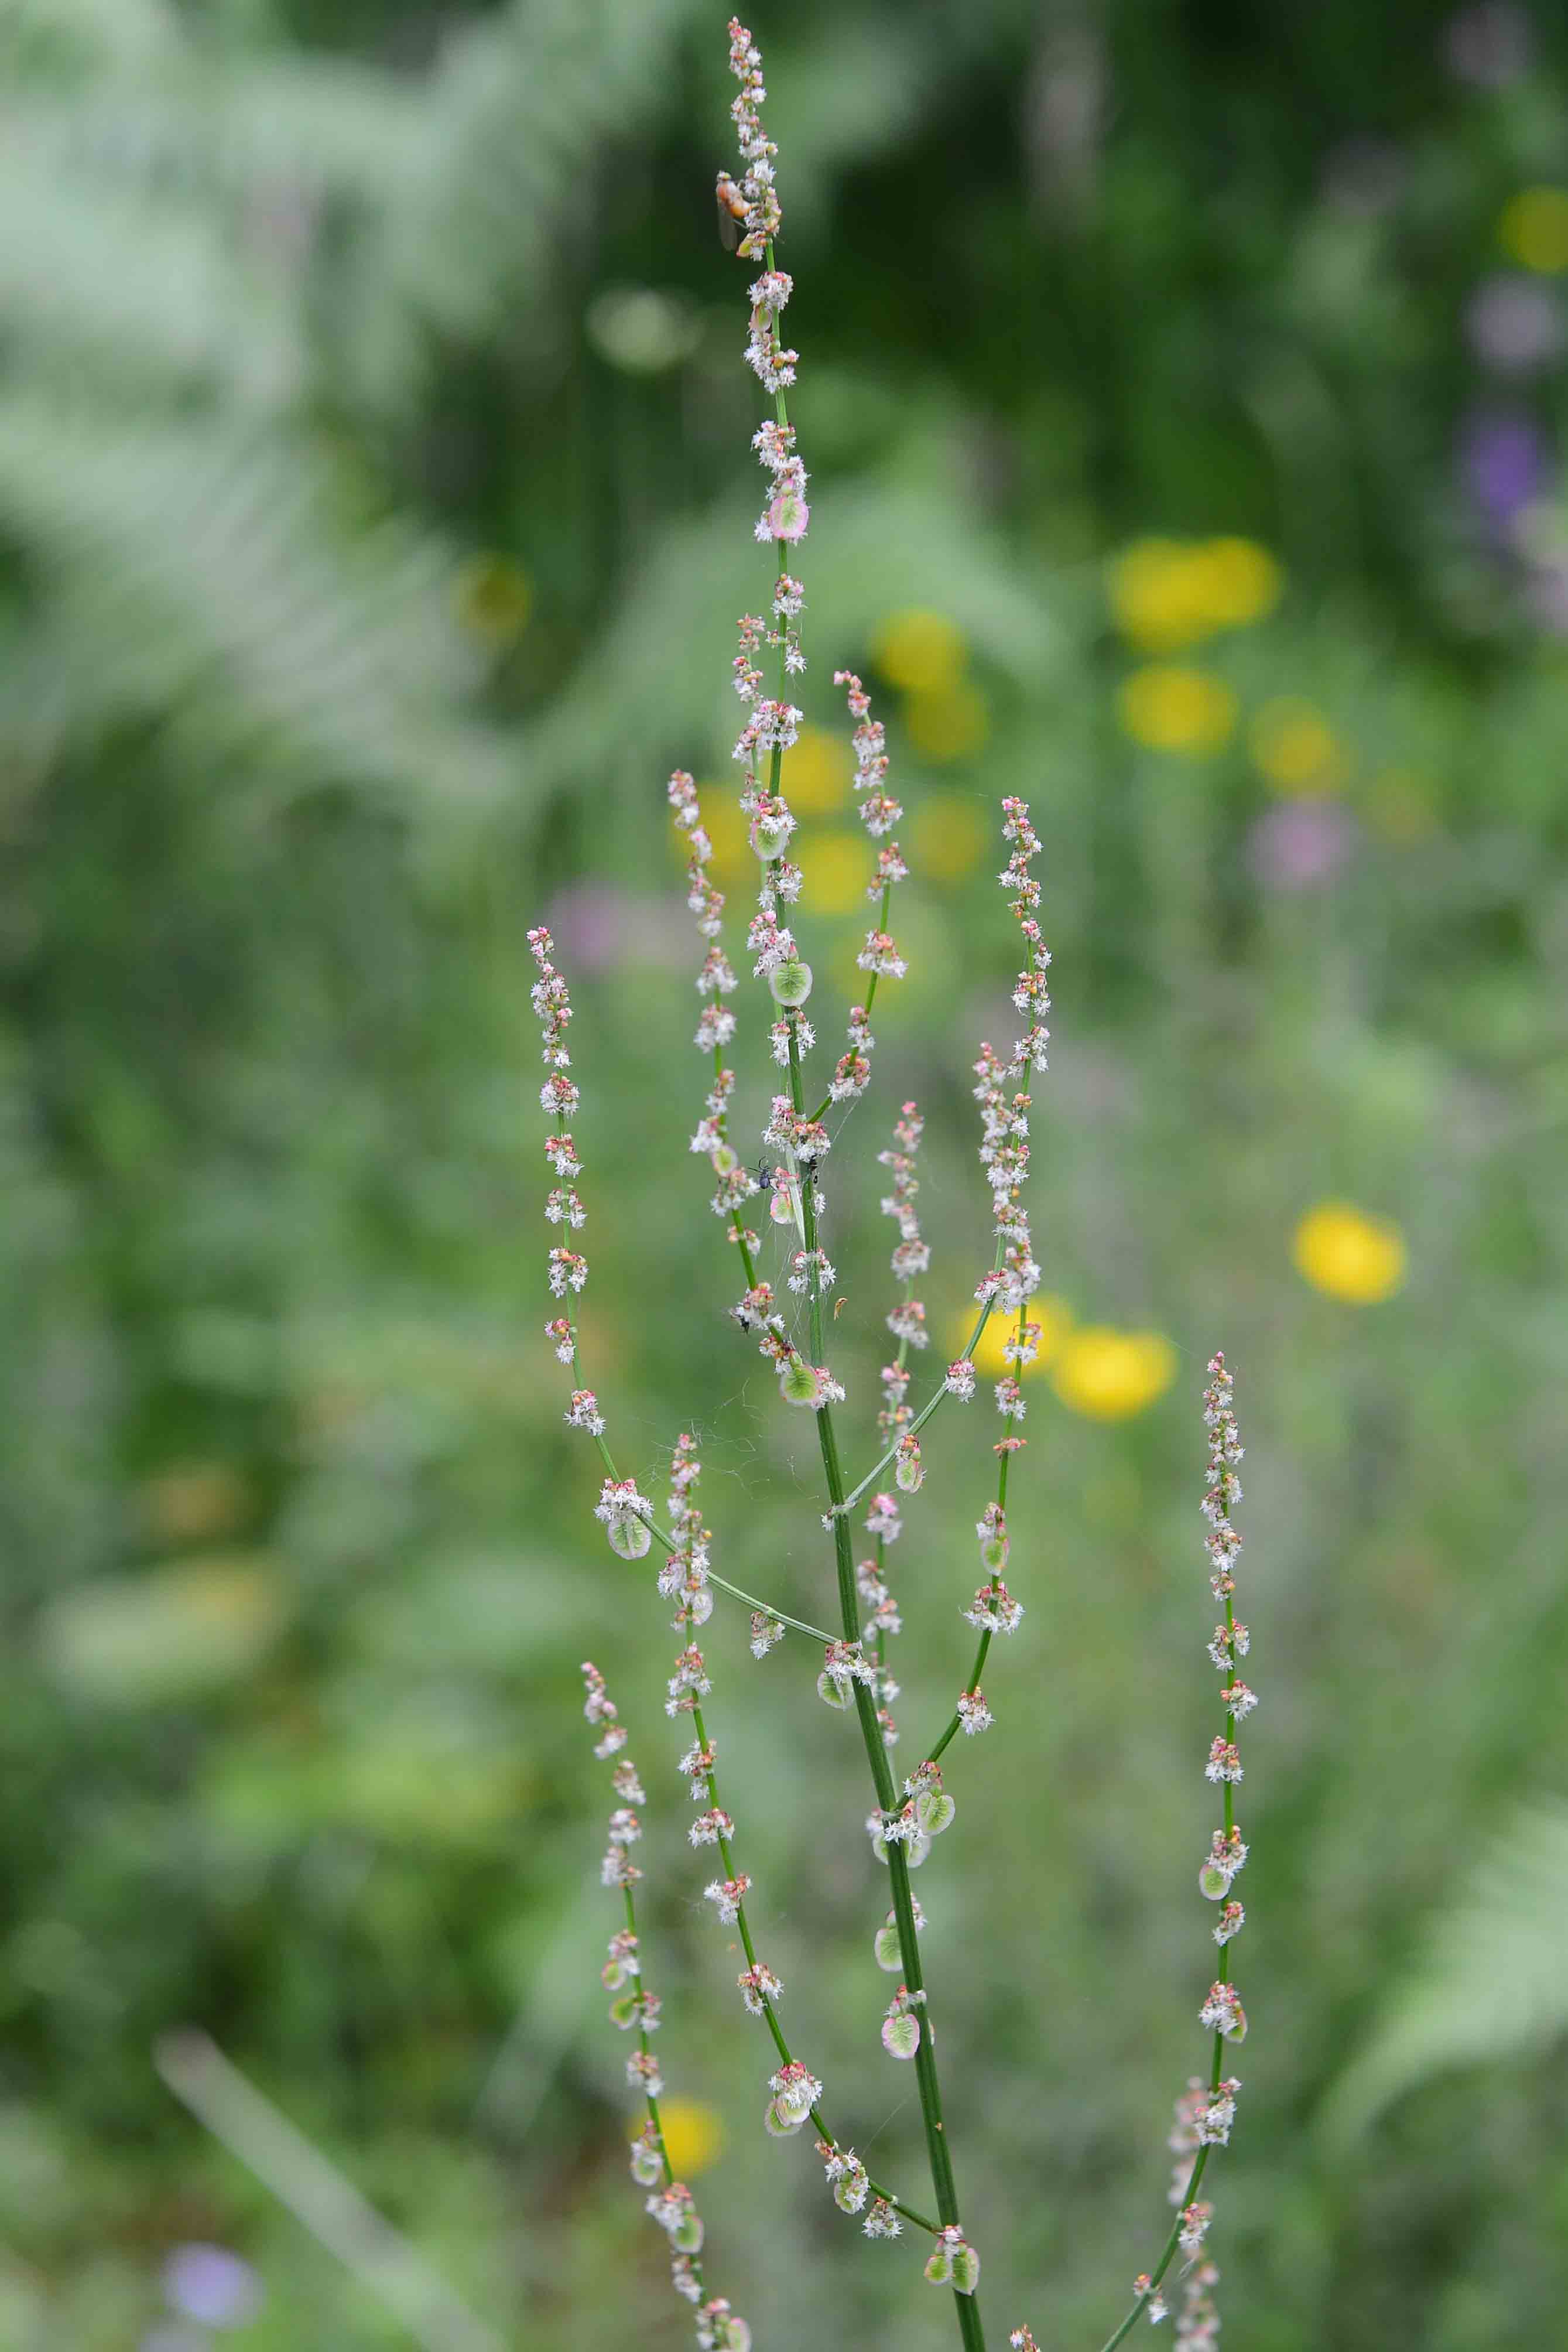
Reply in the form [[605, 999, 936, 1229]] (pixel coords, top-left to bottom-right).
[[3, 0, 1568, 2345]]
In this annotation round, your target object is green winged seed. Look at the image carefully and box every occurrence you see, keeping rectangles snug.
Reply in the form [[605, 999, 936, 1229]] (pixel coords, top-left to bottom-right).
[[915, 1790, 956, 1837], [768, 958, 813, 1006], [881, 2011, 920, 2060]]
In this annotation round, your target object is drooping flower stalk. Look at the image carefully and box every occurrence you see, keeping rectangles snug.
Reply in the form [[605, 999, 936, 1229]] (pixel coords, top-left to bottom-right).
[[544, 1015, 935, 2250], [1083, 1355, 1253, 2352], [578, 1660, 752, 2348], [659, 1436, 936, 2241], [529, 924, 835, 1645], [911, 798, 1049, 1762]]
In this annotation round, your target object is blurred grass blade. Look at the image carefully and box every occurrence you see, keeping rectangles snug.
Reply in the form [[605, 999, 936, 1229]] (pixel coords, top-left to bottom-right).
[[156, 2029, 506, 2352]]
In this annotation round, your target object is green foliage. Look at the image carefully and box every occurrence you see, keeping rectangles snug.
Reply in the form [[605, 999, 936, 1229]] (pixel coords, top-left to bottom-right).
[[1322, 1799, 1568, 2146], [2, 1, 1567, 2347]]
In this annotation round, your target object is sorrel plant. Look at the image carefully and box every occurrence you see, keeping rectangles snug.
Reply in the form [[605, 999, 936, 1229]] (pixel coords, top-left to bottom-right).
[[530, 21, 1258, 2347]]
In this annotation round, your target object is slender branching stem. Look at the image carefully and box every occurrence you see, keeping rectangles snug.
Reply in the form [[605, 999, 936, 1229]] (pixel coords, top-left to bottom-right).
[[834, 1241, 1008, 1520], [1094, 2146, 1213, 2352], [690, 1697, 936, 2235], [788, 1011, 987, 2352]]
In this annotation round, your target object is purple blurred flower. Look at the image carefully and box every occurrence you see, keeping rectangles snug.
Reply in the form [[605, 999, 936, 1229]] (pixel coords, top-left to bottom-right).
[[162, 2244, 262, 2330], [1459, 411, 1547, 528], [1444, 5, 1531, 88], [1248, 800, 1357, 893], [543, 883, 689, 977], [1466, 276, 1564, 373]]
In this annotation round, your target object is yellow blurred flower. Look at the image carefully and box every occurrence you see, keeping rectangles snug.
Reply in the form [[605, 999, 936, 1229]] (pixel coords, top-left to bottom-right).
[[1499, 186, 1568, 274], [694, 791, 750, 882], [1292, 1202, 1406, 1304], [655, 2098, 726, 2179], [1051, 1328, 1176, 1420], [905, 679, 990, 762], [1109, 538, 1281, 652], [962, 1295, 1073, 1379], [1249, 698, 1347, 794], [1364, 767, 1437, 845], [1196, 537, 1283, 629], [912, 792, 988, 881], [454, 553, 532, 646], [1118, 665, 1237, 755], [783, 725, 848, 813], [871, 608, 968, 692], [802, 828, 870, 915], [1109, 541, 1203, 651]]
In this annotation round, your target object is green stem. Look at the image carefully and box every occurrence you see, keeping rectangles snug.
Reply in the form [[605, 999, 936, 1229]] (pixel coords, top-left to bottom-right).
[[620, 1877, 720, 2306], [690, 1699, 935, 2236], [1093, 2145, 1213, 2352], [924, 1629, 991, 1768], [833, 1237, 1008, 1520], [706, 1578, 837, 1646], [921, 1294, 1028, 1763], [574, 1389, 833, 1645], [804, 876, 892, 1126], [786, 1011, 986, 2352], [550, 1148, 933, 2225]]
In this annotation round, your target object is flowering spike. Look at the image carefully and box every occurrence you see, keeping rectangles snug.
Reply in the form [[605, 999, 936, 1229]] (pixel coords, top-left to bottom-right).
[[1112, 1357, 1254, 2343]]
